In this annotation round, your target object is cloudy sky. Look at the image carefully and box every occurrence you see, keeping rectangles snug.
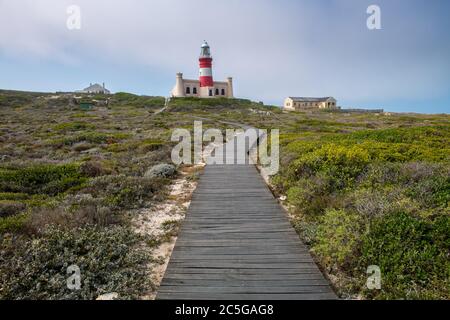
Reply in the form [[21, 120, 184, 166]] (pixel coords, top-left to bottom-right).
[[0, 0, 449, 113]]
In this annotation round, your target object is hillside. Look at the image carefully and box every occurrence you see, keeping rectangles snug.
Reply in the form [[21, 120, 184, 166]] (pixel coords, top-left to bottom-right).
[[0, 90, 448, 300]]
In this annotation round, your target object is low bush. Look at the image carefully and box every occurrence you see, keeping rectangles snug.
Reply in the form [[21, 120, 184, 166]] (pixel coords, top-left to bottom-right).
[[24, 203, 114, 236], [79, 161, 110, 178], [112, 93, 165, 109], [51, 132, 130, 147], [291, 217, 318, 245], [0, 164, 87, 196], [359, 162, 449, 209], [313, 209, 363, 269], [0, 213, 28, 233], [144, 164, 176, 179], [0, 225, 151, 299], [138, 140, 165, 153], [168, 97, 270, 112], [87, 175, 167, 209], [348, 187, 420, 219], [53, 122, 95, 132], [275, 123, 449, 299], [0, 193, 29, 201], [290, 144, 370, 190], [405, 173, 449, 208], [0, 200, 27, 218], [286, 175, 331, 217], [347, 126, 449, 147], [72, 142, 95, 152], [0, 90, 37, 107], [360, 212, 450, 299]]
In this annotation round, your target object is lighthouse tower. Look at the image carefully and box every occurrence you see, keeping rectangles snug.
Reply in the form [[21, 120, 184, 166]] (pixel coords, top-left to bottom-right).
[[199, 41, 214, 96], [171, 41, 234, 99]]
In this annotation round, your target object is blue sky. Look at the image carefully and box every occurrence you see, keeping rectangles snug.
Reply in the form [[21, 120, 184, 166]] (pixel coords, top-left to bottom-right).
[[0, 0, 449, 113]]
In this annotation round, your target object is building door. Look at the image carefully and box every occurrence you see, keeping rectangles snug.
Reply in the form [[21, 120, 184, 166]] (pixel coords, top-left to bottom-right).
[[209, 90, 213, 97]]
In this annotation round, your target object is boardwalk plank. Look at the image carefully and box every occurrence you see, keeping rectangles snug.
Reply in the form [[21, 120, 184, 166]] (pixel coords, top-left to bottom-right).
[[163, 267, 323, 275], [157, 138, 336, 300], [157, 292, 337, 300], [161, 279, 330, 287]]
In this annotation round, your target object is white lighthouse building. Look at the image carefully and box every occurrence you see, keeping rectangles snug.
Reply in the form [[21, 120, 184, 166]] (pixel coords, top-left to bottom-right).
[[171, 41, 234, 98]]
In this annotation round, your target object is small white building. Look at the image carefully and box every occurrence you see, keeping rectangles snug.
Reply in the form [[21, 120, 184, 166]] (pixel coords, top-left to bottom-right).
[[284, 97, 338, 110], [172, 73, 233, 98], [76, 83, 110, 94]]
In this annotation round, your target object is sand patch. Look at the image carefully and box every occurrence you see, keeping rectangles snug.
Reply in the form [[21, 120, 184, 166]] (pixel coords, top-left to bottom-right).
[[132, 165, 203, 300]]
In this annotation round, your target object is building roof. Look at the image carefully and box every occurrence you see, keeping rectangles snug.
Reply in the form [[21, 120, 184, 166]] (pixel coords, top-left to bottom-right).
[[288, 97, 334, 102], [182, 79, 200, 83]]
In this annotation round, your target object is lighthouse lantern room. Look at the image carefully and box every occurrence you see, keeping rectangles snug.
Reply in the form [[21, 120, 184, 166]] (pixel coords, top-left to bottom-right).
[[171, 41, 234, 99]]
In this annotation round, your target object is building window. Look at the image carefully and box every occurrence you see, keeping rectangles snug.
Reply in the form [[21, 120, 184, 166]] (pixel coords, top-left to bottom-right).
[[186, 87, 191, 94], [221, 89, 225, 96], [215, 88, 219, 95], [193, 87, 197, 94]]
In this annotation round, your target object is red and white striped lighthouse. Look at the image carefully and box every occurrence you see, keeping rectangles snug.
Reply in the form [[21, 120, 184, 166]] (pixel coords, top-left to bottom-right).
[[199, 41, 214, 87], [171, 41, 234, 98]]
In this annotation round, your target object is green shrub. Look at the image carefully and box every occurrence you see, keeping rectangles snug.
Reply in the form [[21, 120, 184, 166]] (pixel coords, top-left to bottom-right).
[[291, 144, 370, 190], [24, 201, 115, 236], [53, 122, 95, 132], [0, 193, 29, 201], [105, 143, 129, 153], [286, 174, 331, 217], [347, 126, 449, 147], [358, 163, 402, 188], [0, 164, 87, 196], [112, 93, 165, 109], [360, 162, 449, 209], [405, 174, 449, 208], [326, 127, 450, 162], [313, 209, 363, 269], [0, 200, 27, 218], [168, 97, 267, 112], [291, 217, 318, 245], [88, 175, 167, 209], [106, 139, 166, 154], [360, 212, 450, 299], [0, 213, 28, 233], [79, 161, 109, 177], [72, 142, 95, 152], [349, 187, 420, 219], [0, 90, 37, 107], [138, 141, 165, 153], [0, 225, 151, 299], [51, 132, 130, 147]]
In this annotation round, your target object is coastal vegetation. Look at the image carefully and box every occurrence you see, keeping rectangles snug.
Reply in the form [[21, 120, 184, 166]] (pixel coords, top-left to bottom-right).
[[0, 89, 448, 299]]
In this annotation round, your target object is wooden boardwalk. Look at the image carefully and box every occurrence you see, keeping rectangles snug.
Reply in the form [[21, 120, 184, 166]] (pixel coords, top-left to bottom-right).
[[157, 134, 336, 300]]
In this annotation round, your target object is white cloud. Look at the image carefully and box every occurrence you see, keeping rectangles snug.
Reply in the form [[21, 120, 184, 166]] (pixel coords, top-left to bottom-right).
[[0, 0, 449, 104]]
